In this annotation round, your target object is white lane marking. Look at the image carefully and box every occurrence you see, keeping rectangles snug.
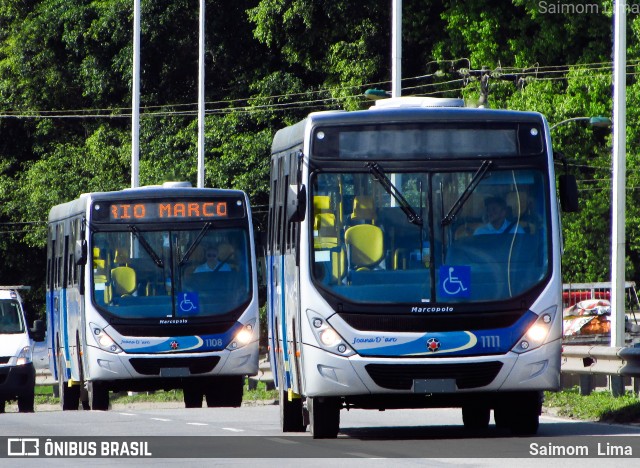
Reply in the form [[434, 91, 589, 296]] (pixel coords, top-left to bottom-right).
[[347, 452, 385, 458], [187, 422, 208, 426], [267, 438, 299, 445], [150, 418, 171, 422], [222, 428, 244, 432], [118, 413, 137, 416]]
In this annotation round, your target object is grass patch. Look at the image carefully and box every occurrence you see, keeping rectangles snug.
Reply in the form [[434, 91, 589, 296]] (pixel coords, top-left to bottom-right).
[[34, 379, 277, 406], [244, 380, 278, 401], [35, 385, 53, 395], [35, 382, 640, 423], [544, 387, 640, 423], [111, 390, 183, 404]]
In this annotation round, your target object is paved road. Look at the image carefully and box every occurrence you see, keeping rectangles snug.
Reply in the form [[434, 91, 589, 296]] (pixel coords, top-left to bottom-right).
[[1, 403, 640, 466]]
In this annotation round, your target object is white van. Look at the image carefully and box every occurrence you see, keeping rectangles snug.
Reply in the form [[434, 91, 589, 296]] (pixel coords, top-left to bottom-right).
[[0, 286, 45, 413]]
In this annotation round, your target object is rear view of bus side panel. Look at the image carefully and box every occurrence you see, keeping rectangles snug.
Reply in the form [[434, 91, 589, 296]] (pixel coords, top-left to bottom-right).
[[268, 146, 309, 433], [47, 215, 87, 410]]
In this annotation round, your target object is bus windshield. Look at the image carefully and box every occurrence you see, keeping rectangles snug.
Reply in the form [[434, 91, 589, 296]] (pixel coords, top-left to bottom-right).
[[92, 227, 251, 319], [310, 168, 549, 305]]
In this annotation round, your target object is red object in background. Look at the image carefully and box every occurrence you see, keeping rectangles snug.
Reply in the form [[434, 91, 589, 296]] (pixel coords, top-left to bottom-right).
[[562, 290, 611, 307]]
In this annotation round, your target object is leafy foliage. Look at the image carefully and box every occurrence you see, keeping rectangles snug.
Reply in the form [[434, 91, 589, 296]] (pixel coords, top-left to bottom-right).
[[1, 0, 640, 312]]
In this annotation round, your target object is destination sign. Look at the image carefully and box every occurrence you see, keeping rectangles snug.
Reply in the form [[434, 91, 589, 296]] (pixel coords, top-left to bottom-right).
[[92, 198, 245, 223], [312, 122, 544, 159]]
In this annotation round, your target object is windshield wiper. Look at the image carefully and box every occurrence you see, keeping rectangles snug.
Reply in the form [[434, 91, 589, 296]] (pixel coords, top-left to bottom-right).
[[129, 225, 164, 268], [366, 162, 422, 226], [441, 160, 492, 226], [179, 222, 212, 265]]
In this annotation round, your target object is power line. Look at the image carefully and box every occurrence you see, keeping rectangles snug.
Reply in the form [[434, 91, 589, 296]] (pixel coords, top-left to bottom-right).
[[3, 58, 638, 120]]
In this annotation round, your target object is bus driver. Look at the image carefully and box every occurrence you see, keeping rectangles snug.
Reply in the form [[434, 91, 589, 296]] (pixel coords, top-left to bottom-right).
[[194, 246, 232, 273], [474, 196, 525, 235]]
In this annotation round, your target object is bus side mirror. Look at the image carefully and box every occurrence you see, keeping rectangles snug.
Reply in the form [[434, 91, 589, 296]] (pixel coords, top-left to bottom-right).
[[254, 235, 267, 308], [559, 174, 579, 212], [30, 319, 46, 342], [287, 184, 306, 223], [75, 239, 88, 265], [254, 231, 266, 255]]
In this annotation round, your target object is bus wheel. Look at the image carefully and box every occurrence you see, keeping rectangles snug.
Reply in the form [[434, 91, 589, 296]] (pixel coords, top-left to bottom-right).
[[17, 390, 35, 413], [493, 406, 510, 429], [183, 383, 204, 408], [308, 396, 340, 439], [58, 352, 79, 410], [88, 381, 110, 411], [279, 384, 305, 432], [77, 341, 90, 410], [205, 376, 243, 407], [509, 392, 541, 436], [462, 404, 490, 430], [80, 386, 91, 410]]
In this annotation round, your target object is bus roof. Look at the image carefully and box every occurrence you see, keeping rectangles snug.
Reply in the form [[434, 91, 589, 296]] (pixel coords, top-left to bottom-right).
[[48, 185, 248, 222], [271, 105, 546, 155]]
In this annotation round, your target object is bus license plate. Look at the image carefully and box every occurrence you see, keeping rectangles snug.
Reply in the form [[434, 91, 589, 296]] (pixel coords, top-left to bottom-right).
[[413, 379, 456, 393], [160, 367, 189, 377]]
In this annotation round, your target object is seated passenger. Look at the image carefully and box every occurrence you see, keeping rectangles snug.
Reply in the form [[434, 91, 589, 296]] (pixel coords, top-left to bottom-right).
[[474, 196, 525, 235], [193, 246, 232, 273]]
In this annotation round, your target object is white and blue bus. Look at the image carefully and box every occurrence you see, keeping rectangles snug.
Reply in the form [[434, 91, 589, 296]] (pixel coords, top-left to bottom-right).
[[266, 97, 578, 438], [47, 183, 259, 410]]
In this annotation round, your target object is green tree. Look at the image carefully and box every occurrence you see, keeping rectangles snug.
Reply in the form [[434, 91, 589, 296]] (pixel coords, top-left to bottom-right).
[[3, 0, 640, 300]]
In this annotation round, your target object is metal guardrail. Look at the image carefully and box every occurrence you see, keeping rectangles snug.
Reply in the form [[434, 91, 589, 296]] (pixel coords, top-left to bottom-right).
[[35, 369, 54, 386], [562, 345, 640, 377], [561, 344, 640, 396], [560, 281, 640, 395]]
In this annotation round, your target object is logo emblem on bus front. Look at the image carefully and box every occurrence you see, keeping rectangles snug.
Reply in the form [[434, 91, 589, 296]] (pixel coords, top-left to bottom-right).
[[426, 338, 440, 352], [170, 341, 179, 350]]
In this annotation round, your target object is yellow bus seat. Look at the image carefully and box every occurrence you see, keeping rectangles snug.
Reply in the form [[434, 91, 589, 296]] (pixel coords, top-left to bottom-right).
[[350, 195, 376, 224], [344, 224, 384, 270], [111, 266, 137, 296]]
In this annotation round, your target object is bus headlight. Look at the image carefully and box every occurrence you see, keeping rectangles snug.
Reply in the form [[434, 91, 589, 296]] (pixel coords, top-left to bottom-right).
[[512, 307, 557, 354], [307, 310, 355, 357], [90, 323, 123, 354], [227, 320, 257, 350], [16, 346, 32, 366]]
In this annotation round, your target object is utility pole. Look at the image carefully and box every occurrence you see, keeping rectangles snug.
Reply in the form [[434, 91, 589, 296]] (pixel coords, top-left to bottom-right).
[[391, 0, 402, 98], [131, 0, 140, 188], [611, 0, 627, 350], [197, 0, 205, 188]]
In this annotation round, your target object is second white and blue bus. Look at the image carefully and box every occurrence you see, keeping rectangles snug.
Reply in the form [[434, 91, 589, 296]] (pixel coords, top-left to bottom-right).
[[266, 97, 578, 438], [47, 183, 259, 410]]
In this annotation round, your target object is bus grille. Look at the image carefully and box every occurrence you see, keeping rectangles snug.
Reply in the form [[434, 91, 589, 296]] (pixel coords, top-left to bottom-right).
[[338, 313, 522, 332], [364, 362, 503, 390], [129, 356, 220, 376]]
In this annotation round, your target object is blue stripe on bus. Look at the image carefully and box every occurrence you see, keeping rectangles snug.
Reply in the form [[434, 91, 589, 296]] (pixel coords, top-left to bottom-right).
[[61, 287, 70, 380], [349, 311, 539, 357], [279, 254, 291, 389], [116, 323, 243, 353], [266, 255, 279, 387], [48, 290, 58, 380]]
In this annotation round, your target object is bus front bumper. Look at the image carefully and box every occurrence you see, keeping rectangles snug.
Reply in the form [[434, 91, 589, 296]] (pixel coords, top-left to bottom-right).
[[84, 340, 259, 384], [300, 339, 561, 398]]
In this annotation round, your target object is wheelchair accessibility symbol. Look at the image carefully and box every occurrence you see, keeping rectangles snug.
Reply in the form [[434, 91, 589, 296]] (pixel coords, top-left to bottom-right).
[[439, 265, 471, 298], [178, 292, 200, 315]]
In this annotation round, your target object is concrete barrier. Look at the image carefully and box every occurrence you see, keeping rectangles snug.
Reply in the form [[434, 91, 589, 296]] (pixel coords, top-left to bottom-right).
[[35, 369, 54, 386], [247, 357, 274, 390]]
